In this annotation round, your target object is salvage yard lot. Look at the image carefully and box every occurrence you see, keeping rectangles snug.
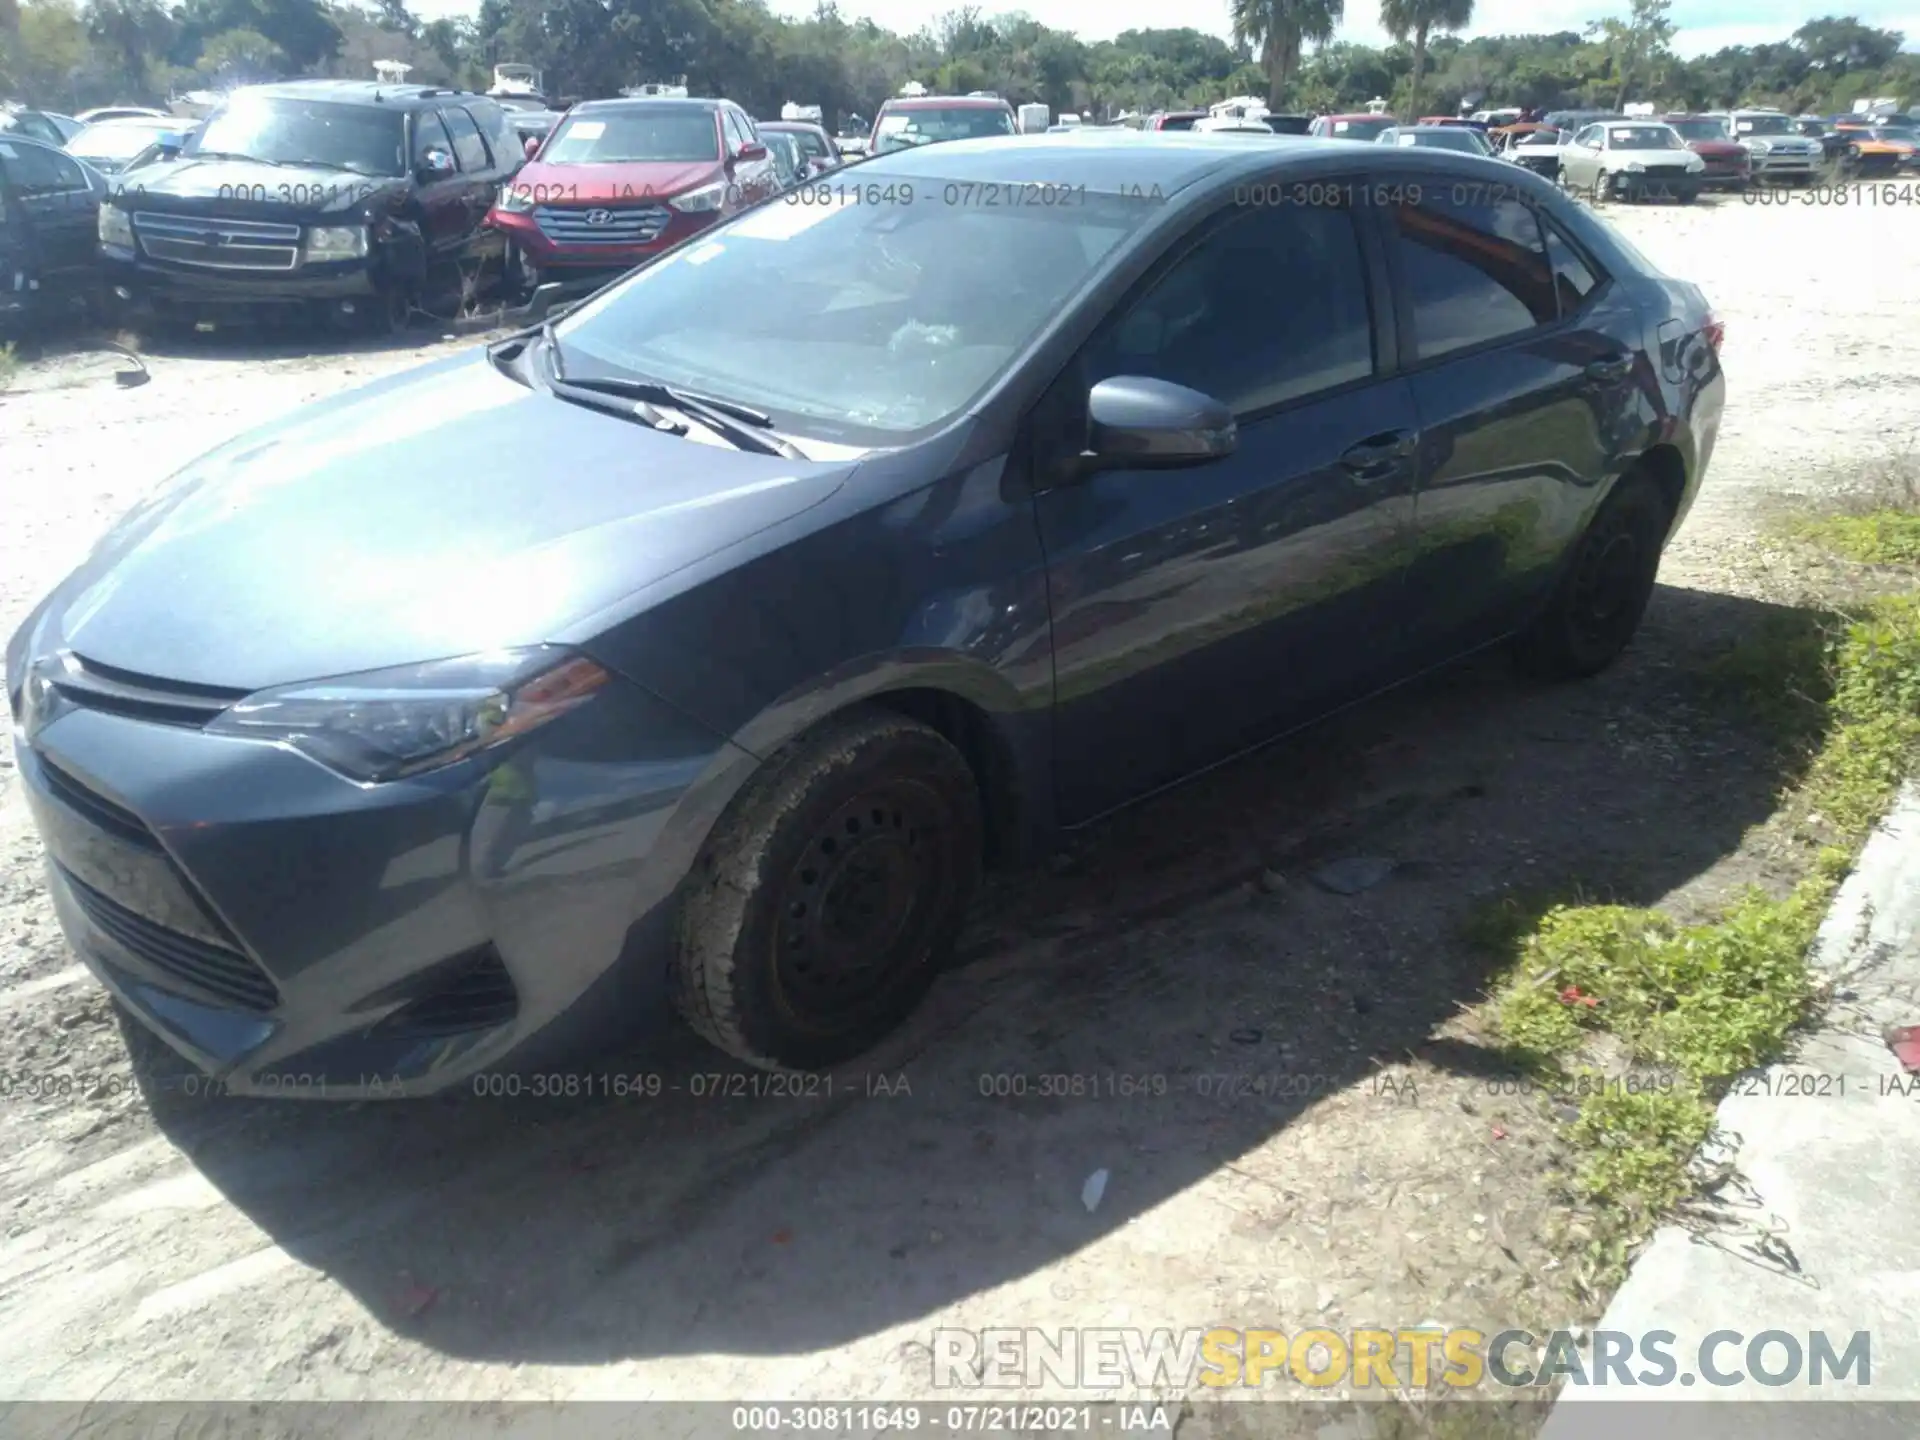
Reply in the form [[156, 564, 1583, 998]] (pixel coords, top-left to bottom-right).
[[0, 192, 1915, 1418]]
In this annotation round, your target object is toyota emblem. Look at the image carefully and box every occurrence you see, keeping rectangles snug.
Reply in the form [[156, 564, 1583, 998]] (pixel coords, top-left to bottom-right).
[[584, 209, 613, 225]]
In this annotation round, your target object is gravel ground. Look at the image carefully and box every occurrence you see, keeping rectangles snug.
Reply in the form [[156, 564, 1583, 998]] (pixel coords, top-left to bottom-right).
[[0, 193, 1914, 1417]]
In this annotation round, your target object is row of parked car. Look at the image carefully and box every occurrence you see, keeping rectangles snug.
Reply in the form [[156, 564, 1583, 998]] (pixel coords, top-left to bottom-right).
[[4, 80, 1865, 341], [0, 84, 870, 338]]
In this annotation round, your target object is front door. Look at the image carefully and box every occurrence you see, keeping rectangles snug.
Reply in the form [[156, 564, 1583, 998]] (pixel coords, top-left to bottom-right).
[[1031, 188, 1420, 824]]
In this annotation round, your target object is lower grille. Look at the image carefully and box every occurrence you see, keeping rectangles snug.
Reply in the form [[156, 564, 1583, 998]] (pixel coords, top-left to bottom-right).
[[134, 212, 302, 271], [61, 865, 279, 1012], [39, 759, 161, 852], [533, 203, 671, 245], [378, 947, 518, 1036]]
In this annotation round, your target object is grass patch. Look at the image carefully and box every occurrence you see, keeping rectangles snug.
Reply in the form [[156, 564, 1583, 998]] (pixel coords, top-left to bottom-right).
[[1794, 511, 1920, 566], [1476, 522, 1920, 1290]]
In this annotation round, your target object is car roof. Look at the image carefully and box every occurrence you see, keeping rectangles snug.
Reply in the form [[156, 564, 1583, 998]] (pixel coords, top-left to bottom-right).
[[853, 128, 1517, 193], [1323, 113, 1388, 120], [570, 96, 726, 115], [239, 79, 495, 110], [882, 96, 1011, 109], [760, 120, 826, 131]]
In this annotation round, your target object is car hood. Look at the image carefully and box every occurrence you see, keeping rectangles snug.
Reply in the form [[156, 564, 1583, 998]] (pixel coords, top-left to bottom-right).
[[33, 351, 852, 691], [108, 157, 408, 215], [1738, 134, 1816, 149], [512, 158, 723, 201], [1685, 139, 1745, 157]]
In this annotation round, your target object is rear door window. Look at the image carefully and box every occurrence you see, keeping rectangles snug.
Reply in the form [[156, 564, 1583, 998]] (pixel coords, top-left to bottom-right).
[[440, 105, 492, 173], [1386, 188, 1558, 360]]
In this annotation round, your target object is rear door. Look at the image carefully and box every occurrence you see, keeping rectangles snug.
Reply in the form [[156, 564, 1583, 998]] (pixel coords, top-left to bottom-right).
[[1032, 182, 1421, 822], [409, 109, 467, 256], [438, 103, 499, 256], [1378, 178, 1648, 657]]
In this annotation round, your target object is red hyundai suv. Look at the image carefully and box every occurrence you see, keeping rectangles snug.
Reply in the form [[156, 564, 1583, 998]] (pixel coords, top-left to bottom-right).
[[487, 95, 777, 293]]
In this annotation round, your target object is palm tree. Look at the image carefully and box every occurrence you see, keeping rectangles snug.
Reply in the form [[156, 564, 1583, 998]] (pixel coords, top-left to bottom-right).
[[1379, 0, 1474, 122], [1230, 0, 1343, 111]]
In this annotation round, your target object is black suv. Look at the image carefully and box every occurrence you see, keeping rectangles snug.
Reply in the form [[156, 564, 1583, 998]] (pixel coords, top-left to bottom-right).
[[97, 80, 524, 332]]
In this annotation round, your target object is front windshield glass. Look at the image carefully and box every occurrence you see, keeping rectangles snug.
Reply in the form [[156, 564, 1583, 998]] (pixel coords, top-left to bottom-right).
[[71, 123, 178, 161], [542, 108, 719, 164], [187, 96, 405, 175], [873, 106, 1015, 153], [1736, 115, 1793, 136], [494, 97, 547, 112], [1608, 126, 1683, 149], [1668, 118, 1728, 141], [557, 171, 1157, 442]]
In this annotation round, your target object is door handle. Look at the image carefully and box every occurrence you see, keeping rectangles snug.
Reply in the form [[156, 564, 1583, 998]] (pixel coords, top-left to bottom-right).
[[1339, 430, 1416, 480], [1585, 353, 1634, 382]]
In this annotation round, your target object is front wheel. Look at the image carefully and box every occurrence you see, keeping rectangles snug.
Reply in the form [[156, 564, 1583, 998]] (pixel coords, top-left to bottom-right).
[[672, 710, 983, 1070], [1590, 170, 1609, 204], [1513, 473, 1670, 680]]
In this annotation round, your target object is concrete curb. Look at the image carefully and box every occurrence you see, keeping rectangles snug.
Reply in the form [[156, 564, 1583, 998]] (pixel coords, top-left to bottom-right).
[[1538, 780, 1920, 1437]]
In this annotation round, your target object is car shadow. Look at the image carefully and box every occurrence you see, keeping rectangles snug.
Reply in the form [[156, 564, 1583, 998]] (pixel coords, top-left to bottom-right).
[[121, 582, 1829, 1366]]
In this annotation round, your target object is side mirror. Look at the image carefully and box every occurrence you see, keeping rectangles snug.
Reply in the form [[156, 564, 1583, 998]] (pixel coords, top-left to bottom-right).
[[736, 141, 768, 162], [1081, 376, 1236, 473], [523, 135, 541, 159], [155, 134, 186, 158], [418, 147, 455, 180]]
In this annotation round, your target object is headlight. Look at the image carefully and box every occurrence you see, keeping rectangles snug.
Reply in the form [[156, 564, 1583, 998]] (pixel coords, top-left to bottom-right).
[[98, 204, 133, 247], [670, 179, 730, 213], [1685, 156, 1705, 172], [303, 224, 369, 261], [495, 185, 535, 214], [204, 649, 609, 783], [1748, 140, 1771, 153], [1625, 161, 1646, 173]]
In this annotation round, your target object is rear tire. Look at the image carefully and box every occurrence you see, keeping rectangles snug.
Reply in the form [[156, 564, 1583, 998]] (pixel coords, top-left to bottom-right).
[[672, 710, 983, 1071], [1512, 473, 1670, 680]]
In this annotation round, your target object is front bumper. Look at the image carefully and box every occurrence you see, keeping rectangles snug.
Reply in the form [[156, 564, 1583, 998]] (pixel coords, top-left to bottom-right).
[[488, 205, 719, 286], [8, 653, 752, 1098], [1749, 151, 1819, 179], [102, 246, 390, 311]]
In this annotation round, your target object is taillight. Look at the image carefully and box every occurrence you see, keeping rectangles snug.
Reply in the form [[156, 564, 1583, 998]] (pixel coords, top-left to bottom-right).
[[1702, 313, 1724, 355]]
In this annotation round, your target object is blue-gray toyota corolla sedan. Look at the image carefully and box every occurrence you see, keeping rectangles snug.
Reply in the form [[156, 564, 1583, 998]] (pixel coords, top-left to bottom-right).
[[6, 133, 1725, 1097]]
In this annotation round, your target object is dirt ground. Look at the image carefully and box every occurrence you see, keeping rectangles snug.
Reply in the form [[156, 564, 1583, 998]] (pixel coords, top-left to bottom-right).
[[0, 192, 1913, 1421]]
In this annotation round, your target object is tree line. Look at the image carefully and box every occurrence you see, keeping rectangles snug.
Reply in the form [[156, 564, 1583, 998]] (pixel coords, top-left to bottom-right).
[[2, 0, 1914, 132]]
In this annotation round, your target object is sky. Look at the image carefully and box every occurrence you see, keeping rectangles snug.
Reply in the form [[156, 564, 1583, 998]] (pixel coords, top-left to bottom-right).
[[403, 0, 1920, 60]]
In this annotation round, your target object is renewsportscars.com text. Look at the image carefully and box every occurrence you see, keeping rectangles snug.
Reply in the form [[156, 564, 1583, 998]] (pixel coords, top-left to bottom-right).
[[931, 1326, 1872, 1390]]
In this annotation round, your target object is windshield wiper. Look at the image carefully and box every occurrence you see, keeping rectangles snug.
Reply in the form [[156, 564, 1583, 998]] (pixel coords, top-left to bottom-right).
[[190, 150, 283, 166], [547, 377, 697, 436], [281, 158, 380, 176], [550, 375, 805, 459]]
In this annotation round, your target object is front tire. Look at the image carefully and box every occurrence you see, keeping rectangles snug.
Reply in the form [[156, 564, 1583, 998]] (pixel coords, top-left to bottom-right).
[[1513, 473, 1670, 680], [672, 710, 983, 1070]]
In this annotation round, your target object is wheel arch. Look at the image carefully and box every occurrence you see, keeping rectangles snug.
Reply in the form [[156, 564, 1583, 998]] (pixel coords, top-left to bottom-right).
[[726, 654, 1051, 874]]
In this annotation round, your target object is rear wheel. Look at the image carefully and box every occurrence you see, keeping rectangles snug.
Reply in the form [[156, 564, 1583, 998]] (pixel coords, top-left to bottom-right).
[[672, 710, 983, 1070], [1590, 169, 1609, 204], [1513, 473, 1670, 680]]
